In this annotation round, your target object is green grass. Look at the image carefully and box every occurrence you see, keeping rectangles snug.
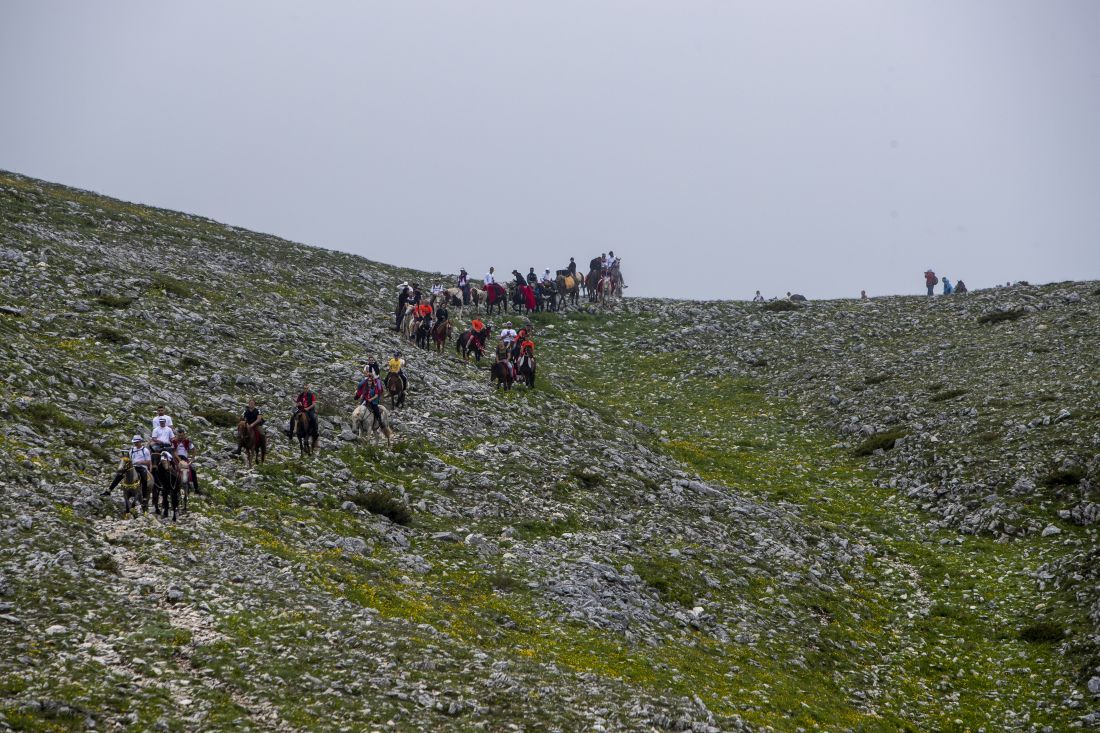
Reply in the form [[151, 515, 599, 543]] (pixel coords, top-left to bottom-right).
[[978, 309, 1027, 324], [852, 428, 908, 456], [95, 293, 134, 308]]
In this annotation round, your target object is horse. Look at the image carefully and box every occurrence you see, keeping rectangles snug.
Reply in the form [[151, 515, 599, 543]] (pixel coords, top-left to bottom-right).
[[293, 410, 318, 457], [350, 403, 394, 448], [468, 286, 485, 314], [401, 309, 418, 341], [609, 263, 625, 297], [385, 371, 406, 409], [595, 274, 613, 304], [586, 268, 601, 302], [175, 456, 193, 515], [152, 451, 181, 521], [113, 456, 145, 517], [237, 419, 266, 469], [485, 283, 509, 316], [491, 360, 514, 390], [415, 317, 433, 350], [538, 281, 559, 312], [442, 287, 465, 309], [432, 319, 453, 352], [516, 353, 536, 388], [556, 273, 580, 307], [456, 330, 486, 363]]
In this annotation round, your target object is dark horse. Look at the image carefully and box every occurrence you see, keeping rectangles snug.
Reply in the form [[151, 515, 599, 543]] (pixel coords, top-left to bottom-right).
[[485, 283, 509, 316], [456, 329, 487, 363], [386, 371, 406, 409], [516, 353, 536, 388], [237, 419, 267, 469], [415, 317, 433, 350], [152, 451, 181, 521], [432, 319, 453, 353], [293, 410, 318, 457], [491, 360, 514, 390]]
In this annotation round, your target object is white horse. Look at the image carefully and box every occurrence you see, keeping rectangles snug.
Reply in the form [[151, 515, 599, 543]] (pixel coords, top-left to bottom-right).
[[351, 403, 394, 448]]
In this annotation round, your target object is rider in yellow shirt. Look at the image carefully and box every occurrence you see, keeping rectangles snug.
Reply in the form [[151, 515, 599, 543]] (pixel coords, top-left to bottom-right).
[[388, 351, 408, 391]]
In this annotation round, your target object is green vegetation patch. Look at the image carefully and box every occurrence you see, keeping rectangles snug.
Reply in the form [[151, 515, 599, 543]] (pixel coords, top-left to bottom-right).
[[631, 556, 701, 608], [977, 309, 1027, 324], [195, 407, 239, 428], [1039, 466, 1086, 488], [350, 489, 412, 525], [761, 299, 802, 312], [95, 293, 134, 308], [21, 402, 84, 432], [1019, 621, 1064, 643], [852, 428, 908, 456], [92, 324, 128, 344], [929, 388, 968, 402], [149, 273, 190, 298]]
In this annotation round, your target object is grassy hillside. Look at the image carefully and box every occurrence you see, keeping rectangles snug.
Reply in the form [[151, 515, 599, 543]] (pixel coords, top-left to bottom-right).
[[1, 170, 1097, 732]]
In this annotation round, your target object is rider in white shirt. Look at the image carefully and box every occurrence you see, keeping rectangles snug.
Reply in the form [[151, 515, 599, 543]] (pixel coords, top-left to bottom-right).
[[151, 418, 175, 448], [484, 267, 496, 285], [499, 322, 518, 345], [150, 407, 173, 432]]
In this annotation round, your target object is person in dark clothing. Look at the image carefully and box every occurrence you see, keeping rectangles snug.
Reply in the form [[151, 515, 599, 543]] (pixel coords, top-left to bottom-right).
[[365, 355, 381, 378], [512, 270, 526, 287], [355, 370, 383, 425], [395, 284, 411, 331], [436, 302, 449, 323], [238, 398, 264, 455], [411, 284, 422, 305], [526, 268, 538, 286], [457, 269, 470, 305], [567, 257, 577, 277]]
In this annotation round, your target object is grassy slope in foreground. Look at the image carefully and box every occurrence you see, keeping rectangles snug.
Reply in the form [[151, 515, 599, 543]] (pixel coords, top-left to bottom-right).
[[536, 307, 1090, 732]]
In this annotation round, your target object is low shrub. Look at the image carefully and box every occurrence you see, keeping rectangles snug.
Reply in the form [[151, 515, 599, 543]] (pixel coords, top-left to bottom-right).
[[569, 466, 603, 488], [23, 402, 83, 431], [150, 274, 190, 298], [487, 572, 522, 593], [864, 373, 892, 385], [194, 408, 239, 428], [634, 557, 698, 608], [761, 300, 801, 312], [180, 355, 203, 369], [95, 294, 134, 308], [1039, 467, 1086, 488], [978, 309, 1027, 324], [1019, 621, 1064, 643], [350, 490, 412, 526], [930, 388, 968, 402], [93, 325, 128, 344], [852, 428, 908, 457]]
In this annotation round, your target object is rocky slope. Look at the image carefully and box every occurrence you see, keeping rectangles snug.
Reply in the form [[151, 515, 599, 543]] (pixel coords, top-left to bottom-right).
[[1, 170, 1098, 732]]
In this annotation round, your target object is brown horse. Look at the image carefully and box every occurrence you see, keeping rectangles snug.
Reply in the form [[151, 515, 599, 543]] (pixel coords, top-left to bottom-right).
[[293, 410, 318, 457], [237, 419, 267, 469], [491, 359, 514, 390], [456, 329, 486, 363], [114, 456, 145, 517], [432, 319, 453, 352], [556, 273, 580, 307], [386, 371, 406, 409]]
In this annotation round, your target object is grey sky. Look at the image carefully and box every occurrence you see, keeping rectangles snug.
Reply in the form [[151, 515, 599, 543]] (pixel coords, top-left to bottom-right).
[[2, 1, 1098, 299]]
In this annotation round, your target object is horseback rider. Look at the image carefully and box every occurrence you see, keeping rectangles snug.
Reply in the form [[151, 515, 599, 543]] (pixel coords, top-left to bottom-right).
[[172, 427, 201, 494], [365, 354, 381, 379], [496, 343, 515, 381], [410, 283, 422, 305], [150, 406, 174, 432], [356, 367, 384, 425], [287, 383, 318, 438], [526, 268, 538, 286], [435, 300, 449, 324], [567, 257, 577, 278], [102, 435, 151, 497], [151, 417, 175, 453], [512, 269, 526, 288], [388, 351, 408, 392], [457, 268, 470, 305], [239, 397, 264, 454], [395, 282, 412, 331], [499, 321, 517, 345], [484, 267, 496, 286]]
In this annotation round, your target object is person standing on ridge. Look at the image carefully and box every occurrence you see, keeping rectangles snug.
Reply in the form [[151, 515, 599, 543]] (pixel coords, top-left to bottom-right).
[[942, 277, 954, 295], [924, 270, 938, 296], [395, 283, 411, 331]]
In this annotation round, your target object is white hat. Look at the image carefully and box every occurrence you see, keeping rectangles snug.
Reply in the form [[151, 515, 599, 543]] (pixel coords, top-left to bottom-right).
[[132, 435, 143, 443]]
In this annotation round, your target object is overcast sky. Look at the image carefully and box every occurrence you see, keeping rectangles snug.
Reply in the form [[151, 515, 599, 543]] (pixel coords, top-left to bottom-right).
[[2, 1, 1098, 299]]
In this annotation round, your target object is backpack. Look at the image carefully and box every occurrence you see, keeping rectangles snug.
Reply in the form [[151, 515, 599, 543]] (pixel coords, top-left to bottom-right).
[[933, 276, 940, 286]]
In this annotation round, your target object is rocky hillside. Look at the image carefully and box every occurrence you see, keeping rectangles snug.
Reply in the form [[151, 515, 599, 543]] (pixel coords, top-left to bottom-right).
[[1, 169, 1098, 733]]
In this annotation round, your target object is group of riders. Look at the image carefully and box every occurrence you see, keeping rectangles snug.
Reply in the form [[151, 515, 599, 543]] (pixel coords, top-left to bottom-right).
[[102, 256, 624, 514], [102, 406, 200, 518]]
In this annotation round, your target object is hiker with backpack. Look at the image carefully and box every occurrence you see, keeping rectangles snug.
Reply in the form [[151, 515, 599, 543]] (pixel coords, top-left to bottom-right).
[[942, 277, 954, 295], [924, 270, 938, 296]]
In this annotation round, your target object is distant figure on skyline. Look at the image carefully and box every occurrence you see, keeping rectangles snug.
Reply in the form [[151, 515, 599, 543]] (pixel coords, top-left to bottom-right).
[[942, 277, 953, 295], [860, 290, 869, 300], [752, 290, 764, 302], [955, 280, 968, 294], [924, 270, 938, 296]]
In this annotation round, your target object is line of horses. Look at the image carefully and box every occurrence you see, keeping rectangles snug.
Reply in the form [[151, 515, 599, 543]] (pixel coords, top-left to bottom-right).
[[113, 448, 193, 521]]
